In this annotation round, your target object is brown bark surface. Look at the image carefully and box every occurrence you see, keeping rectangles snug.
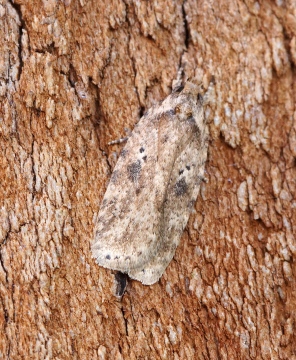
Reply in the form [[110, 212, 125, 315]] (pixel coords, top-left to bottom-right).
[[1, 0, 296, 359]]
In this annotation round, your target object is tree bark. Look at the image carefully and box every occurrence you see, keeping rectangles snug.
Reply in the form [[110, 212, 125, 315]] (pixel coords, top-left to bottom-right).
[[1, 0, 295, 359]]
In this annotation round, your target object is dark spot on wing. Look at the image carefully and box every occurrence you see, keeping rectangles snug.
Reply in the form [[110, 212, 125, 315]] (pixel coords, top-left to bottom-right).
[[186, 114, 199, 132], [172, 85, 184, 93], [186, 165, 191, 171], [120, 149, 128, 158], [188, 120, 201, 136], [157, 109, 175, 120], [197, 175, 206, 184], [110, 170, 119, 184], [101, 199, 108, 209], [96, 216, 105, 225], [174, 177, 188, 196], [106, 255, 111, 260], [127, 160, 141, 182], [140, 147, 145, 153], [162, 134, 169, 143], [179, 169, 184, 175], [101, 197, 117, 211], [188, 199, 196, 210], [142, 155, 147, 161]]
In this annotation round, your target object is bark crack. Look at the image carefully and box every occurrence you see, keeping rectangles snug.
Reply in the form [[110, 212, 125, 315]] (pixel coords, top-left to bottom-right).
[[182, 0, 190, 50], [126, 33, 143, 115], [0, 249, 8, 283], [8, 0, 25, 81], [120, 304, 129, 337]]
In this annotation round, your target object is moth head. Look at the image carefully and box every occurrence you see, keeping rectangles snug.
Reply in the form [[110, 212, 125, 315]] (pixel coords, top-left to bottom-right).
[[182, 76, 215, 106], [175, 103, 194, 118], [174, 84, 204, 123], [183, 78, 204, 100]]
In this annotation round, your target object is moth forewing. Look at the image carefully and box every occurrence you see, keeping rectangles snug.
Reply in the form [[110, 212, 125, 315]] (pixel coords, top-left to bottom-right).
[[92, 77, 213, 285]]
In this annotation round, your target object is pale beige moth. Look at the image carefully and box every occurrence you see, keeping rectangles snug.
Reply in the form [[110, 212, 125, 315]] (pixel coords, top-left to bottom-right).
[[92, 77, 214, 285]]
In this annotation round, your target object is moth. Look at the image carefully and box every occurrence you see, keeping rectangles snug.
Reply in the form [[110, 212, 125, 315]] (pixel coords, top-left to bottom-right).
[[92, 77, 214, 285]]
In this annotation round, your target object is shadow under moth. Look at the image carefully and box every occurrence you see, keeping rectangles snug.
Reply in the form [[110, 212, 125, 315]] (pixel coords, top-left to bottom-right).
[[92, 77, 214, 286]]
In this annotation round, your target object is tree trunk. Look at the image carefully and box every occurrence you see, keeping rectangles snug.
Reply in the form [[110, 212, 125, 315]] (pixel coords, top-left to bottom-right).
[[1, 0, 295, 359]]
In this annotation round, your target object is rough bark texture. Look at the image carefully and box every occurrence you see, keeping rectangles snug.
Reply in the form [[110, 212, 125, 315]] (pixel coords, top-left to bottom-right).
[[0, 0, 296, 359]]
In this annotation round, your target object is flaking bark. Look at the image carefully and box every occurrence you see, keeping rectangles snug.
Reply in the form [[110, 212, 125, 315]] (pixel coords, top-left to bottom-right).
[[0, 0, 295, 359]]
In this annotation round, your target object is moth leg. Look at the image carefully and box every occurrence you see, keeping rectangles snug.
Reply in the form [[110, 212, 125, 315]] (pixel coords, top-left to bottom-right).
[[203, 76, 216, 105], [108, 136, 129, 145], [108, 128, 132, 145], [197, 174, 208, 183], [172, 67, 184, 90]]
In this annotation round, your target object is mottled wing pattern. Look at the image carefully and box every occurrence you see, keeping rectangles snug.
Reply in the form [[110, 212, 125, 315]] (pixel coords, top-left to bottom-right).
[[128, 119, 208, 284], [92, 78, 211, 285], [92, 111, 161, 272]]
